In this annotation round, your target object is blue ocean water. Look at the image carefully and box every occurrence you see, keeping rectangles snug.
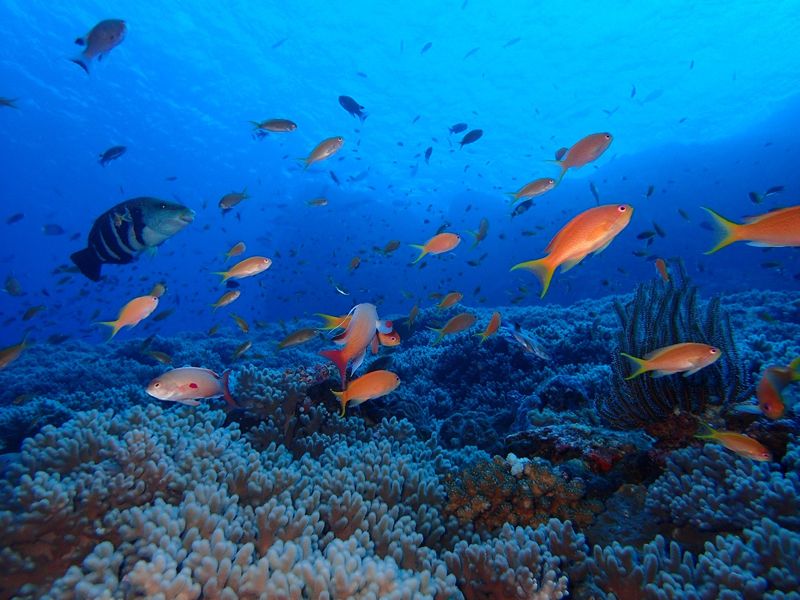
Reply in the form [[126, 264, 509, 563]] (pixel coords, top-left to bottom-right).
[[1, 1, 800, 599]]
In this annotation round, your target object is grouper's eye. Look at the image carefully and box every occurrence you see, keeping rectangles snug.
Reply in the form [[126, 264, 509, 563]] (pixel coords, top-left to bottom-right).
[[153, 382, 161, 388]]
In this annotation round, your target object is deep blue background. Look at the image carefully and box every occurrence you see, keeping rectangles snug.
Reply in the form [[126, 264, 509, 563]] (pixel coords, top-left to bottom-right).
[[1, 0, 798, 344]]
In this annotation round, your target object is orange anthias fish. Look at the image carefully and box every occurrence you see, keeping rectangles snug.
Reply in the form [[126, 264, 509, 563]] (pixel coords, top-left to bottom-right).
[[213, 256, 272, 283], [506, 178, 556, 204], [70, 19, 127, 74], [702, 205, 800, 253], [0, 333, 33, 370], [297, 136, 344, 172], [473, 311, 501, 344], [466, 218, 489, 249], [546, 133, 614, 185], [757, 357, 800, 419], [146, 367, 238, 408], [221, 242, 246, 263], [319, 303, 392, 387], [315, 313, 352, 331], [436, 292, 463, 313], [511, 204, 633, 297], [406, 305, 419, 326], [377, 330, 401, 346], [333, 370, 401, 417], [428, 313, 477, 346], [248, 119, 297, 132], [219, 189, 252, 213], [210, 290, 241, 313], [655, 258, 669, 282], [349, 257, 361, 273], [621, 342, 721, 379], [95, 295, 159, 340], [696, 423, 772, 462], [410, 232, 461, 264]]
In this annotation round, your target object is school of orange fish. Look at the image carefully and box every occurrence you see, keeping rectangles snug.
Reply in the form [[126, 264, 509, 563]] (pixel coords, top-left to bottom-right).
[[2, 18, 800, 461]]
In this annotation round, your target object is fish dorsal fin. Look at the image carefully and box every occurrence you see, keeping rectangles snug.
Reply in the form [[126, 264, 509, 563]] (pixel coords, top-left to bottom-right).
[[643, 343, 693, 360], [191, 367, 220, 379]]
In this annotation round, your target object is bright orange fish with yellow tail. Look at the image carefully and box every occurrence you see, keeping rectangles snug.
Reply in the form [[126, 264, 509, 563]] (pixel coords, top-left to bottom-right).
[[702, 205, 800, 253], [511, 204, 633, 297]]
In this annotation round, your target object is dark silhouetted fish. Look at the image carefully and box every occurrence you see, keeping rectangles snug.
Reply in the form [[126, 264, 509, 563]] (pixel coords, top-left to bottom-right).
[[7, 213, 23, 224], [98, 145, 126, 167], [449, 123, 467, 135], [70, 197, 195, 282], [421, 42, 432, 54], [339, 95, 367, 122], [503, 37, 521, 48], [459, 129, 482, 148], [42, 224, 65, 235], [424, 147, 432, 163]]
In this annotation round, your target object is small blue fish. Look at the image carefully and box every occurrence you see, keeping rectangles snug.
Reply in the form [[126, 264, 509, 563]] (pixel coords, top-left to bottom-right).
[[421, 42, 432, 55]]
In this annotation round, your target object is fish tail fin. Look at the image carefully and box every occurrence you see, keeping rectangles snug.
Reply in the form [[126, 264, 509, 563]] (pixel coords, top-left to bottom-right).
[[294, 158, 309, 173], [620, 352, 648, 379], [359, 113, 368, 123], [510, 257, 555, 298], [220, 369, 240, 409], [426, 326, 445, 346], [409, 244, 428, 264], [788, 356, 800, 381], [472, 331, 489, 344], [331, 389, 347, 417], [694, 422, 718, 440], [94, 320, 122, 341], [212, 271, 230, 283], [209, 303, 219, 314], [465, 230, 481, 250], [70, 248, 102, 282], [701, 207, 741, 254], [319, 349, 348, 387], [248, 121, 261, 130], [314, 313, 344, 330], [505, 192, 520, 206], [69, 55, 90, 75]]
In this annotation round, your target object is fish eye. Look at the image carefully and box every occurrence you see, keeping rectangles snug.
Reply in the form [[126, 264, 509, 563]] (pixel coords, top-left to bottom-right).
[[605, 133, 611, 139], [153, 382, 160, 388], [618, 205, 626, 212], [710, 348, 717, 353], [337, 137, 343, 141], [763, 403, 771, 411]]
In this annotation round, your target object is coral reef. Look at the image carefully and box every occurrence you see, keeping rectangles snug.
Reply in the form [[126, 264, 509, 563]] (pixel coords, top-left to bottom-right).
[[644, 437, 800, 533], [443, 454, 603, 531]]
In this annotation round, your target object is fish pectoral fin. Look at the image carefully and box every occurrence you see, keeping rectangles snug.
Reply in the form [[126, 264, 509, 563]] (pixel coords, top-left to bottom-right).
[[145, 246, 158, 259], [559, 257, 583, 273], [652, 370, 679, 378], [180, 398, 201, 407], [683, 366, 704, 377], [593, 239, 614, 255]]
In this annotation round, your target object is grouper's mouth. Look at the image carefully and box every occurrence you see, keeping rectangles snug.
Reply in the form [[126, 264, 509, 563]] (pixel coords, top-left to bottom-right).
[[154, 209, 195, 234]]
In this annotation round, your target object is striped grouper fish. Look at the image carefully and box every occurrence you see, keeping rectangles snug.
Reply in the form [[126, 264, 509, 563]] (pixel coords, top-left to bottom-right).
[[71, 197, 195, 281]]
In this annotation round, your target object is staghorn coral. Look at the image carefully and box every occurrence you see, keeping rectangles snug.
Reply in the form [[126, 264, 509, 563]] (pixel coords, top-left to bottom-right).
[[596, 259, 751, 442], [444, 454, 602, 532]]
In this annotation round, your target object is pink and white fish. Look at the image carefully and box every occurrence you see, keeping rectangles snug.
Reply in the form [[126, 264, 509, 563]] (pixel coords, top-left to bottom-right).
[[146, 367, 238, 408]]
